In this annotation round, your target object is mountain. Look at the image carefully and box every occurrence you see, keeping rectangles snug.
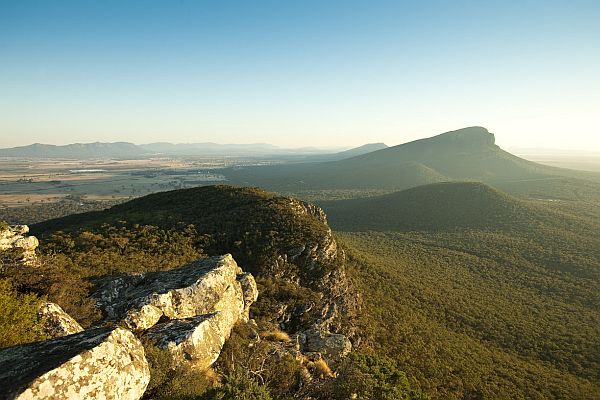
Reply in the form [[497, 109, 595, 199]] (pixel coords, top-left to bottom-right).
[[289, 143, 390, 163], [0, 142, 144, 158], [31, 185, 358, 334], [321, 182, 537, 231], [0, 141, 345, 158], [322, 180, 600, 398], [139, 142, 284, 156], [4, 183, 599, 399], [321, 181, 598, 233], [0, 186, 372, 399], [223, 127, 600, 193], [328, 143, 388, 160]]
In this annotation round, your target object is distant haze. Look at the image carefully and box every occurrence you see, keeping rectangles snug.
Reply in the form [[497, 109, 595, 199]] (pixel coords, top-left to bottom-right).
[[1, 1, 599, 150]]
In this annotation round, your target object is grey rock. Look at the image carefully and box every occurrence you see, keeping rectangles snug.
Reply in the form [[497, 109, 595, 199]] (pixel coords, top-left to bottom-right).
[[299, 326, 352, 360], [37, 302, 84, 338], [238, 272, 258, 321], [140, 259, 253, 368], [142, 311, 236, 370], [0, 327, 149, 400], [92, 254, 257, 332], [0, 224, 38, 265]]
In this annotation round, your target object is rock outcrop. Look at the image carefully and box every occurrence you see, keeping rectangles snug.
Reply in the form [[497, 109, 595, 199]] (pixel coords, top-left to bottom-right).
[[142, 313, 233, 369], [266, 198, 359, 339], [0, 254, 258, 399], [0, 327, 150, 400], [298, 325, 352, 361], [37, 302, 84, 338], [0, 224, 38, 265], [92, 254, 257, 332], [91, 254, 258, 368], [141, 267, 250, 368]]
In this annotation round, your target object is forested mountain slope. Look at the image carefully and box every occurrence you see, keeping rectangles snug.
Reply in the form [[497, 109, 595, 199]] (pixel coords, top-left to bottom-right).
[[319, 179, 600, 399]]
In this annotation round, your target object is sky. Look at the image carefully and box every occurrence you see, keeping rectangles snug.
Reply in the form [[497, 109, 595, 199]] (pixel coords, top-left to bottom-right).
[[1, 0, 599, 150]]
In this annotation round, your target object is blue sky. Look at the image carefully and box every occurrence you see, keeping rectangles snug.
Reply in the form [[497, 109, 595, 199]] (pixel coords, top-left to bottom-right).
[[1, 0, 599, 149]]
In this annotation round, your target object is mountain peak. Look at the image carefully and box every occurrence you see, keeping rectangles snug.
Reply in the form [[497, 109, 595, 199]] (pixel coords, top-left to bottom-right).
[[433, 126, 495, 147]]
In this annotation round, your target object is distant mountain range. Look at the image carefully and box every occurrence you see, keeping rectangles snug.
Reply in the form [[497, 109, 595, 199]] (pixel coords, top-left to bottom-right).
[[0, 142, 144, 158], [0, 141, 385, 159]]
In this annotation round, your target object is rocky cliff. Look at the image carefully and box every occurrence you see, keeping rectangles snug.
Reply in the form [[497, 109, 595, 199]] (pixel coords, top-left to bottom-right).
[[22, 186, 361, 397]]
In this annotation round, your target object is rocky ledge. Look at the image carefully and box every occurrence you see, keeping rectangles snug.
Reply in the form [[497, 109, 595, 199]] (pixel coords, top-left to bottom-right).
[[0, 254, 258, 400], [92, 254, 258, 332], [37, 302, 84, 339]]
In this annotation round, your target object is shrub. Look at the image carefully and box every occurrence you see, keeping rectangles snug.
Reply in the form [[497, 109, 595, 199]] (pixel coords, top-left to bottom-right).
[[0, 279, 46, 348], [215, 323, 302, 399], [313, 358, 334, 379], [202, 370, 272, 400], [331, 353, 428, 400], [144, 345, 215, 400]]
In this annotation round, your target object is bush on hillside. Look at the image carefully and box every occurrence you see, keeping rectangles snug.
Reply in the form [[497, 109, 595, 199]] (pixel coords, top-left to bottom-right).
[[0, 279, 46, 348], [331, 353, 428, 400]]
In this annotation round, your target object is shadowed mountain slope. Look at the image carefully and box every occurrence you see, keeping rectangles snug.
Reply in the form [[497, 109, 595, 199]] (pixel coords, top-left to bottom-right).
[[321, 181, 598, 235], [321, 182, 537, 231], [329, 143, 388, 159]]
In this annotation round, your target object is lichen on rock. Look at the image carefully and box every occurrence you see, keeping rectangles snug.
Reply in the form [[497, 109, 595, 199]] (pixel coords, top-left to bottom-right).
[[0, 327, 150, 400], [298, 325, 352, 361], [37, 301, 84, 338], [92, 254, 258, 332], [0, 224, 39, 265]]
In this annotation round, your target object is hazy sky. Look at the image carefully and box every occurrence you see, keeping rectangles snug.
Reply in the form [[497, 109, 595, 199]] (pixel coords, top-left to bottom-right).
[[1, 0, 599, 150]]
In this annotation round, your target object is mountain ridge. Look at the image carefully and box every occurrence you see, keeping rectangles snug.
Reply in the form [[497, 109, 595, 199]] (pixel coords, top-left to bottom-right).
[[224, 126, 600, 193], [321, 181, 545, 232], [0, 141, 378, 159]]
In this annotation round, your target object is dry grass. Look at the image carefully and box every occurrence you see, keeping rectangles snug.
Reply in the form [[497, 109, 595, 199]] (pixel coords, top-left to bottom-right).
[[313, 358, 335, 378], [261, 330, 292, 342], [203, 368, 220, 387]]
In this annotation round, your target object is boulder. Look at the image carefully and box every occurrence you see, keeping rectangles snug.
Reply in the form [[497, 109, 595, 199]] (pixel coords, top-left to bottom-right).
[[37, 302, 84, 338], [298, 326, 352, 360], [238, 272, 259, 321], [0, 224, 38, 264], [92, 254, 258, 331], [0, 327, 149, 400], [140, 260, 252, 368]]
